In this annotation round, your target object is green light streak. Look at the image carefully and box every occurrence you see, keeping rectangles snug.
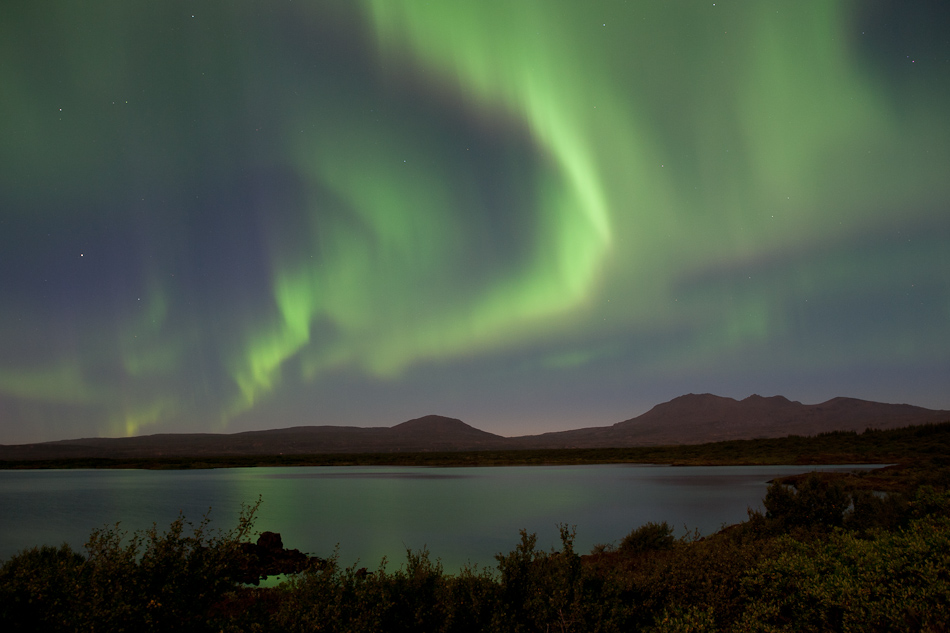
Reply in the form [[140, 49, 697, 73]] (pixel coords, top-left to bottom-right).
[[363, 0, 612, 248], [222, 0, 950, 417], [120, 286, 180, 377], [112, 397, 179, 438], [228, 0, 621, 407], [0, 363, 106, 406], [3, 1, 948, 440]]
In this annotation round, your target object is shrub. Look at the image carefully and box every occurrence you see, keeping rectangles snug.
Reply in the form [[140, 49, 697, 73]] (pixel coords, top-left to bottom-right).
[[843, 490, 909, 533], [383, 548, 449, 633], [619, 521, 675, 555], [275, 554, 396, 633], [650, 605, 718, 633], [625, 526, 778, 631], [443, 563, 499, 633], [491, 525, 590, 633], [907, 485, 950, 519], [763, 475, 850, 531], [0, 544, 86, 632], [737, 515, 950, 631], [0, 499, 261, 633]]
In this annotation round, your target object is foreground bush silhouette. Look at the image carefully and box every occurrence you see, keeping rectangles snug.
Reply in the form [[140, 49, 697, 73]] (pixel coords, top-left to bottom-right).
[[762, 473, 850, 530], [619, 521, 675, 554], [0, 501, 261, 633], [736, 489, 950, 632], [0, 544, 85, 632], [274, 548, 459, 633]]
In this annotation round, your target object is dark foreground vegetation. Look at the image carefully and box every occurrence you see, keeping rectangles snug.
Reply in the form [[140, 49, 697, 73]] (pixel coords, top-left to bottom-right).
[[2, 424, 950, 632]]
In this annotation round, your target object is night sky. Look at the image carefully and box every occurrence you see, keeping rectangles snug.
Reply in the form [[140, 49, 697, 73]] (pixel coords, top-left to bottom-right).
[[2, 1, 949, 444]]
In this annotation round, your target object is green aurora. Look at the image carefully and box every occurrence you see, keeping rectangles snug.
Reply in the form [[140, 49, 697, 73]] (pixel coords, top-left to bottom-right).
[[0, 0, 948, 442]]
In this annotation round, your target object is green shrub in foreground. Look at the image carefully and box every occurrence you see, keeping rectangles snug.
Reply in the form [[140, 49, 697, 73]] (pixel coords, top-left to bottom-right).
[[762, 474, 850, 531], [0, 501, 260, 633], [0, 544, 85, 632], [735, 488, 950, 633], [619, 521, 676, 555]]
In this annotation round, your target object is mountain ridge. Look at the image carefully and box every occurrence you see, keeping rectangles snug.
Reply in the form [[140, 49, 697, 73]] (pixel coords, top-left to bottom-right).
[[1, 396, 947, 460]]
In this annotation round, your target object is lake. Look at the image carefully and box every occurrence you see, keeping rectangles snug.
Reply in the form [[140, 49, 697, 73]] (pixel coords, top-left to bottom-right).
[[0, 464, 878, 573]]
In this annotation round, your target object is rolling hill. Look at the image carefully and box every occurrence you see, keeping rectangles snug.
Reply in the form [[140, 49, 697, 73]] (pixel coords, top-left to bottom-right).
[[1, 394, 947, 461]]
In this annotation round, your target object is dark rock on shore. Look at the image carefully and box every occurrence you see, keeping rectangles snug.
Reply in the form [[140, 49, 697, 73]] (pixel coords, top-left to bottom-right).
[[232, 531, 325, 585]]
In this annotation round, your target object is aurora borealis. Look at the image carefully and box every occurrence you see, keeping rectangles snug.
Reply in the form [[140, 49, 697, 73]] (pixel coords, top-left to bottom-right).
[[1, 0, 948, 444]]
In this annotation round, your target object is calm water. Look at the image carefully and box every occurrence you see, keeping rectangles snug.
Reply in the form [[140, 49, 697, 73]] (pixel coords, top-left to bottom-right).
[[0, 464, 877, 572]]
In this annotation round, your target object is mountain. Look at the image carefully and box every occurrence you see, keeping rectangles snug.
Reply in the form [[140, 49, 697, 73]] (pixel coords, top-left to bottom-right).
[[0, 415, 509, 460], [505, 394, 950, 448], [1, 396, 947, 460]]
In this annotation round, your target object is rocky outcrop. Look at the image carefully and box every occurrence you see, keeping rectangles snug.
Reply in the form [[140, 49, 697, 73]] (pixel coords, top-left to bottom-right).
[[232, 532, 325, 585]]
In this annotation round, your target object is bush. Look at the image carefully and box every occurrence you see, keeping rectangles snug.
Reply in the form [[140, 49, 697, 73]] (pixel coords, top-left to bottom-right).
[[843, 490, 909, 533], [277, 545, 502, 633], [443, 563, 499, 633], [0, 544, 86, 632], [619, 521, 675, 555], [737, 515, 950, 631], [383, 549, 449, 633], [651, 605, 719, 633], [275, 554, 395, 633], [907, 485, 950, 519], [763, 475, 850, 531], [0, 500, 261, 633], [490, 525, 594, 633]]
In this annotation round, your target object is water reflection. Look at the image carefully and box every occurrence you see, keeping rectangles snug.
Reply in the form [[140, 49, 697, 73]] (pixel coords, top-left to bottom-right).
[[0, 464, 881, 573], [262, 471, 474, 480]]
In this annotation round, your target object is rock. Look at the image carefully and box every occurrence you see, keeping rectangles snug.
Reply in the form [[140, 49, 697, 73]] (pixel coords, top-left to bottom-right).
[[256, 531, 283, 551]]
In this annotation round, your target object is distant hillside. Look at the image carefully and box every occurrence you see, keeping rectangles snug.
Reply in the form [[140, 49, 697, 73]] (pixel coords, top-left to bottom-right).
[[506, 394, 950, 448], [0, 415, 510, 460], [1, 395, 947, 461]]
